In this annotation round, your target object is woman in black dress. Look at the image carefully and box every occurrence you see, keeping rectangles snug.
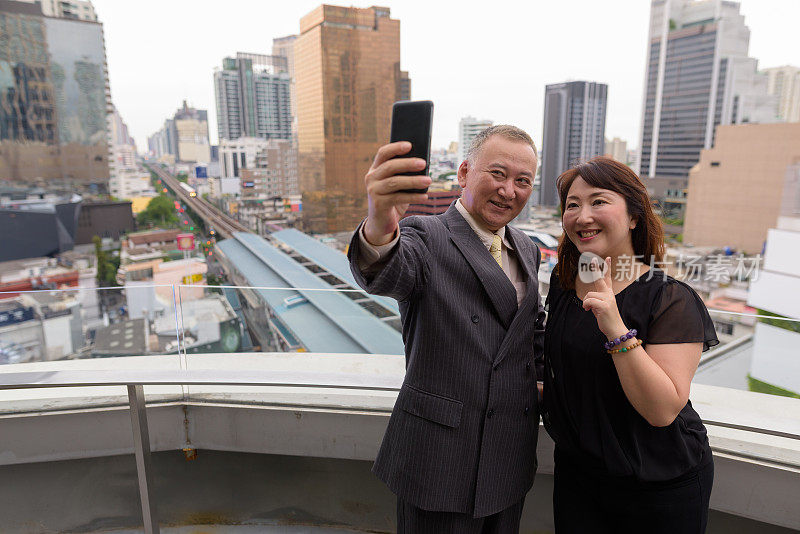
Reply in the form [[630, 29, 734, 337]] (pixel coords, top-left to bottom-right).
[[543, 156, 718, 533]]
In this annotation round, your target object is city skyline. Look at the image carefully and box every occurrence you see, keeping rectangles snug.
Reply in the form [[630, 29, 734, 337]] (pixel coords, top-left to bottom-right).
[[94, 0, 800, 153]]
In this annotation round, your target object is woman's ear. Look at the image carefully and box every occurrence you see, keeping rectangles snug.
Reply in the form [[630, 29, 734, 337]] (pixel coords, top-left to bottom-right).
[[629, 216, 638, 230]]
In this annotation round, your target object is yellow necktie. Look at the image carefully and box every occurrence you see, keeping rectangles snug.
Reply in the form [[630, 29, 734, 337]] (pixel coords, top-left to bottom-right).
[[489, 234, 503, 269]]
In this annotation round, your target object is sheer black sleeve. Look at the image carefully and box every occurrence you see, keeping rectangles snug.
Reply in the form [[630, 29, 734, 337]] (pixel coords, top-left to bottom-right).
[[647, 279, 719, 351]]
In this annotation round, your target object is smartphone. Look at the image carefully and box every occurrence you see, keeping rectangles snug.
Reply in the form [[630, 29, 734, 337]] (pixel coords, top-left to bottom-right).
[[390, 100, 433, 193]]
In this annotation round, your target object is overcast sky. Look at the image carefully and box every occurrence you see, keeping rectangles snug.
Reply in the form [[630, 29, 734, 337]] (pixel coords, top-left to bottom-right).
[[93, 0, 800, 152]]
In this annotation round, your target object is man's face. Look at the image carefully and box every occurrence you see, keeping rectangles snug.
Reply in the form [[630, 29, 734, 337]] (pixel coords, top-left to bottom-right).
[[457, 136, 537, 232]]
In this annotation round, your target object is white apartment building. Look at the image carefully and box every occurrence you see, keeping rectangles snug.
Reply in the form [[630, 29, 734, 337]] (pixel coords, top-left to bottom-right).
[[109, 170, 155, 199], [457, 116, 493, 164], [746, 163, 800, 395], [32, 0, 97, 20], [219, 137, 270, 180], [605, 137, 628, 163], [763, 65, 800, 123]]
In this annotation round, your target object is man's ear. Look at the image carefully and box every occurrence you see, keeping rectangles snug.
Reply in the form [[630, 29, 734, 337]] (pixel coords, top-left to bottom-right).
[[457, 160, 469, 188]]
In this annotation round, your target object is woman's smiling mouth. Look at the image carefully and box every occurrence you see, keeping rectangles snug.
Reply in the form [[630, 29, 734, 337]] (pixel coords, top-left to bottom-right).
[[578, 229, 601, 241]]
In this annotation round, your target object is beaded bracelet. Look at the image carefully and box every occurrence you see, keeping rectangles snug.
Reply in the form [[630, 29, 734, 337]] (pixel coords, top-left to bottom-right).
[[607, 339, 643, 354], [604, 329, 637, 350]]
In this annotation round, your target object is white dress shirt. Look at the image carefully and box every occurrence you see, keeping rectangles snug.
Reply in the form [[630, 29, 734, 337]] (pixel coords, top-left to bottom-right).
[[357, 199, 527, 306]]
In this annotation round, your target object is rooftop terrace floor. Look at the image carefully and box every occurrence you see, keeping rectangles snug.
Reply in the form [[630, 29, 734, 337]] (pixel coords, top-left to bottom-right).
[[106, 526, 366, 533]]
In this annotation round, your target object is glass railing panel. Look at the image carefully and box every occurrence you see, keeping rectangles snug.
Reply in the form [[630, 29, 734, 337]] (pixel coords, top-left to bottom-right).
[[0, 284, 185, 413], [177, 284, 404, 410]]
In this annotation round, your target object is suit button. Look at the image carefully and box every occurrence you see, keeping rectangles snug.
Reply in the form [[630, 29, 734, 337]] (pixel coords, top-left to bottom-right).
[[526, 362, 531, 373], [524, 407, 529, 416], [493, 363, 499, 371], [471, 314, 479, 323], [487, 408, 494, 419]]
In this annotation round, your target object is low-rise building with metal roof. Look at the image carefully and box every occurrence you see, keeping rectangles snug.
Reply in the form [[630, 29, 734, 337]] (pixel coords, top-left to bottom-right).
[[215, 232, 403, 355]]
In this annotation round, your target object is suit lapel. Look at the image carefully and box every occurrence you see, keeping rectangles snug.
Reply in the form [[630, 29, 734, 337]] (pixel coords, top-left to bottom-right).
[[443, 205, 517, 329]]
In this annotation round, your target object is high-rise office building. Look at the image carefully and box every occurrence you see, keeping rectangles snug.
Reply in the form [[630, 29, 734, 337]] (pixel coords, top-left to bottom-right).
[[35, 0, 97, 21], [0, 0, 112, 188], [173, 101, 210, 163], [639, 0, 778, 215], [272, 35, 298, 131], [763, 66, 800, 123], [540, 81, 607, 206], [147, 102, 210, 164], [109, 106, 135, 148], [108, 105, 138, 195], [272, 36, 296, 78], [397, 67, 411, 102], [457, 117, 493, 165], [295, 5, 410, 233], [213, 53, 292, 143]]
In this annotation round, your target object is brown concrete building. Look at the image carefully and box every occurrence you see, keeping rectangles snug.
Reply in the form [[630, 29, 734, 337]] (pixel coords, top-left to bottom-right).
[[683, 123, 800, 253], [295, 5, 409, 233], [404, 188, 461, 218]]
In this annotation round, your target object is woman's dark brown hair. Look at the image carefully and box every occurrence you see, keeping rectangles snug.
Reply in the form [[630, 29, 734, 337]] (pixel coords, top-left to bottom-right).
[[555, 156, 665, 289]]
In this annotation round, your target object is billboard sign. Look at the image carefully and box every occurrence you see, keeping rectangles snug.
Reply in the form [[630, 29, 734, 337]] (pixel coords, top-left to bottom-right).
[[176, 233, 195, 251]]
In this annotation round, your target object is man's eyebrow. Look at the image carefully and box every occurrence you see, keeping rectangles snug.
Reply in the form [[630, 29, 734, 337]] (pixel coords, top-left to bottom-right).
[[486, 162, 533, 177]]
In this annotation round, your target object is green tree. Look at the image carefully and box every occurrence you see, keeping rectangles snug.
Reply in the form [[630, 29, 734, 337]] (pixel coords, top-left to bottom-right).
[[137, 194, 179, 228], [93, 236, 107, 282], [93, 236, 120, 286]]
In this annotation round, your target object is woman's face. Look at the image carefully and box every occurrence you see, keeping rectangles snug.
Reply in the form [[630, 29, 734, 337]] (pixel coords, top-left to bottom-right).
[[562, 176, 637, 261]]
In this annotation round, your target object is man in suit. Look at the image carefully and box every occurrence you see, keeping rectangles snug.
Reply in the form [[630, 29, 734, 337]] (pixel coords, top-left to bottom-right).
[[348, 125, 546, 533]]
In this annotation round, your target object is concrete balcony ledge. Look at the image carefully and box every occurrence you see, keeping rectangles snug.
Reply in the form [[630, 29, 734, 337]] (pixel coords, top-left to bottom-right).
[[1, 353, 799, 533]]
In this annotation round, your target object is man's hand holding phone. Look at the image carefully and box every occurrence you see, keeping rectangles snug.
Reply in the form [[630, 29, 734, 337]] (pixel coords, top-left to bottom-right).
[[363, 141, 430, 246]]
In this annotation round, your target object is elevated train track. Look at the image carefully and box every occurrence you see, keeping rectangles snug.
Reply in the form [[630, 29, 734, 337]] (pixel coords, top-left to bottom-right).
[[145, 164, 250, 239]]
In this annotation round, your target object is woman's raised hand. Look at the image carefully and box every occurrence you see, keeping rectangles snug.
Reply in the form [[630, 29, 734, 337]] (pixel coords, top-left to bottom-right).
[[582, 257, 628, 340]]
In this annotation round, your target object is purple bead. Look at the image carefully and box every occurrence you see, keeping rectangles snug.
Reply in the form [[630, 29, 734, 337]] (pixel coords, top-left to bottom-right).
[[605, 329, 638, 351]]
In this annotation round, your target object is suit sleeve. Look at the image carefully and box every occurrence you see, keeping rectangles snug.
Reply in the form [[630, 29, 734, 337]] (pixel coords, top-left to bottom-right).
[[531, 244, 546, 380], [348, 217, 430, 302]]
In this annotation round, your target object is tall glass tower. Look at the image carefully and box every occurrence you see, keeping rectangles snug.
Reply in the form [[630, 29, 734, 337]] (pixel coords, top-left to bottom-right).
[[295, 5, 410, 233], [540, 81, 608, 207], [639, 0, 777, 215]]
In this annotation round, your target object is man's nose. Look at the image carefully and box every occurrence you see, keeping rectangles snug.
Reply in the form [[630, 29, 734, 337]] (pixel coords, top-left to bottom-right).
[[497, 179, 516, 200]]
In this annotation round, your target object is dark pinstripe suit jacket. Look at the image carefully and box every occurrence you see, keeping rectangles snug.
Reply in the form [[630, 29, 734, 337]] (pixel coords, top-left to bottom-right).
[[348, 203, 546, 518]]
